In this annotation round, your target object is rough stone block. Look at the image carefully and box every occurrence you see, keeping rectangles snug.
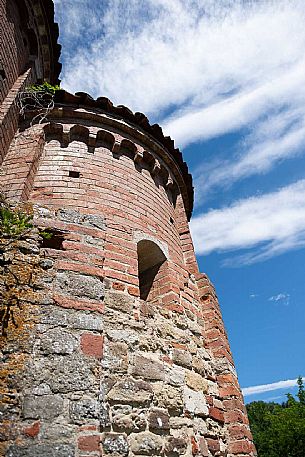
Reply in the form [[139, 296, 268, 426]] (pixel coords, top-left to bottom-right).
[[153, 383, 183, 413], [40, 306, 103, 331], [167, 366, 185, 386], [40, 329, 78, 355], [183, 387, 208, 417], [172, 348, 192, 368], [131, 354, 165, 381], [107, 378, 153, 405], [55, 271, 104, 301], [70, 398, 99, 423], [112, 405, 146, 432], [185, 371, 208, 392], [102, 342, 128, 372], [102, 433, 129, 456], [23, 395, 64, 420], [6, 444, 75, 457], [104, 292, 134, 314], [25, 355, 94, 393], [165, 436, 188, 456], [106, 329, 139, 345], [148, 408, 170, 431], [129, 431, 163, 455], [100, 402, 111, 429]]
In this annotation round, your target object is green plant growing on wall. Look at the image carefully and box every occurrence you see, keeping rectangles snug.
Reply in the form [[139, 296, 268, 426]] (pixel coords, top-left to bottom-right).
[[0, 206, 33, 238], [26, 81, 60, 95]]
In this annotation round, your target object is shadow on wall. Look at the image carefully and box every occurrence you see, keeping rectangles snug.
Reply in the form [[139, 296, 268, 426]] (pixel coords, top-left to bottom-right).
[[137, 240, 167, 301]]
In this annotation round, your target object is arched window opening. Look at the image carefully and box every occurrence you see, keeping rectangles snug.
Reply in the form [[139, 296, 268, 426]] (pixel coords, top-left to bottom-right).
[[137, 240, 167, 301]]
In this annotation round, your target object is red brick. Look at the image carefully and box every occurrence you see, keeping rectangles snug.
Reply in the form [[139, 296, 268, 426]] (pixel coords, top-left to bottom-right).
[[53, 293, 105, 314], [191, 436, 199, 455], [81, 334, 104, 359], [209, 406, 225, 423], [228, 440, 254, 454], [23, 421, 40, 438], [78, 434, 100, 452]]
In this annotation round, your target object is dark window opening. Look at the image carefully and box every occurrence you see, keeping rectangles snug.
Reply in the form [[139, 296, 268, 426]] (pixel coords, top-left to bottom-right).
[[40, 229, 65, 250], [69, 170, 80, 178], [137, 240, 167, 301], [0, 63, 5, 80]]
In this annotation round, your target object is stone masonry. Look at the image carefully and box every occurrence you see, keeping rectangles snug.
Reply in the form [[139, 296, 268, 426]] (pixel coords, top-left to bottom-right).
[[0, 1, 256, 457]]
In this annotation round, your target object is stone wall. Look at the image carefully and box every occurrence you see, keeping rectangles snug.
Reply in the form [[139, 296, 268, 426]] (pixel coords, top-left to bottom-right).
[[1, 204, 254, 457]]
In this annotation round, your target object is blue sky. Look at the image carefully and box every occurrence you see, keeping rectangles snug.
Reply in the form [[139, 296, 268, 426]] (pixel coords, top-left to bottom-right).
[[54, 0, 305, 403]]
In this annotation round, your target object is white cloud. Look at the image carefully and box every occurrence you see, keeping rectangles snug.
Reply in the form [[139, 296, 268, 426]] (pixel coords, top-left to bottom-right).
[[190, 179, 305, 263], [269, 293, 290, 305], [242, 377, 304, 397], [55, 0, 305, 120], [193, 102, 305, 203], [54, 0, 305, 198]]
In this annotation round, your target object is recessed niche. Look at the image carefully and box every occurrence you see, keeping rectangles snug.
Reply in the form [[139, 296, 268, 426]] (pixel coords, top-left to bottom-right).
[[69, 171, 80, 178]]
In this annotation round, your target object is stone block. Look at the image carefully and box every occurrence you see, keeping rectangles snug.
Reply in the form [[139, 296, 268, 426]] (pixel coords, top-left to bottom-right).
[[106, 329, 139, 345], [153, 383, 183, 414], [129, 431, 163, 455], [100, 402, 111, 429], [40, 329, 78, 355], [148, 408, 170, 431], [26, 355, 94, 393], [23, 395, 64, 420], [6, 444, 75, 457], [185, 371, 208, 392], [172, 348, 192, 368], [70, 398, 99, 423], [102, 342, 128, 372], [165, 436, 188, 456], [58, 208, 83, 224], [107, 378, 153, 405], [54, 271, 104, 301], [104, 292, 134, 314], [131, 354, 165, 381], [112, 405, 147, 432], [192, 356, 207, 376], [40, 306, 103, 331], [183, 387, 208, 417], [167, 366, 185, 386], [102, 433, 129, 456], [83, 214, 106, 230]]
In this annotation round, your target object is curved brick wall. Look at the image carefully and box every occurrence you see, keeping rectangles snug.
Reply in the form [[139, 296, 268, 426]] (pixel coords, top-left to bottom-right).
[[0, 101, 256, 457], [0, 0, 61, 161]]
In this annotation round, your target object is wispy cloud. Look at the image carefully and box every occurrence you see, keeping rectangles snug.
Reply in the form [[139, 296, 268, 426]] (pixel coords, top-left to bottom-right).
[[54, 0, 305, 205], [55, 0, 305, 120], [193, 103, 305, 203], [269, 293, 290, 306], [190, 179, 305, 264], [242, 377, 304, 397]]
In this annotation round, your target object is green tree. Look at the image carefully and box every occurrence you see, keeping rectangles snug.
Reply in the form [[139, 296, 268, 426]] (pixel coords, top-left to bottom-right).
[[247, 377, 305, 457]]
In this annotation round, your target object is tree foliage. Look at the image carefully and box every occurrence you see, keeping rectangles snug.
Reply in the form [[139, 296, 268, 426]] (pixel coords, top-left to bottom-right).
[[247, 377, 305, 457]]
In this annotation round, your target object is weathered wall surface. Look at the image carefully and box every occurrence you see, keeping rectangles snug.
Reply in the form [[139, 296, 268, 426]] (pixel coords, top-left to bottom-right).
[[0, 104, 256, 457]]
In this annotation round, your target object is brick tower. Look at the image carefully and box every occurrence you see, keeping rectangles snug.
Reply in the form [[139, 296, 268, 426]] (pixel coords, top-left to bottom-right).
[[0, 1, 256, 457]]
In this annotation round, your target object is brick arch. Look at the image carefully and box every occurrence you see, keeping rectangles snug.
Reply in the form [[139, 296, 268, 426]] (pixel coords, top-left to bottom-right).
[[96, 129, 115, 150]]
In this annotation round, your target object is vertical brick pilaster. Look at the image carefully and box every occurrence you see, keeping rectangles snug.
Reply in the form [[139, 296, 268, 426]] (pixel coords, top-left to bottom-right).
[[196, 272, 257, 456]]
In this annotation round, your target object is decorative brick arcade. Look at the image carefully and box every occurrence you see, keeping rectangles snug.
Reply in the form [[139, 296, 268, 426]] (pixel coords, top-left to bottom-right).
[[0, 1, 256, 456]]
